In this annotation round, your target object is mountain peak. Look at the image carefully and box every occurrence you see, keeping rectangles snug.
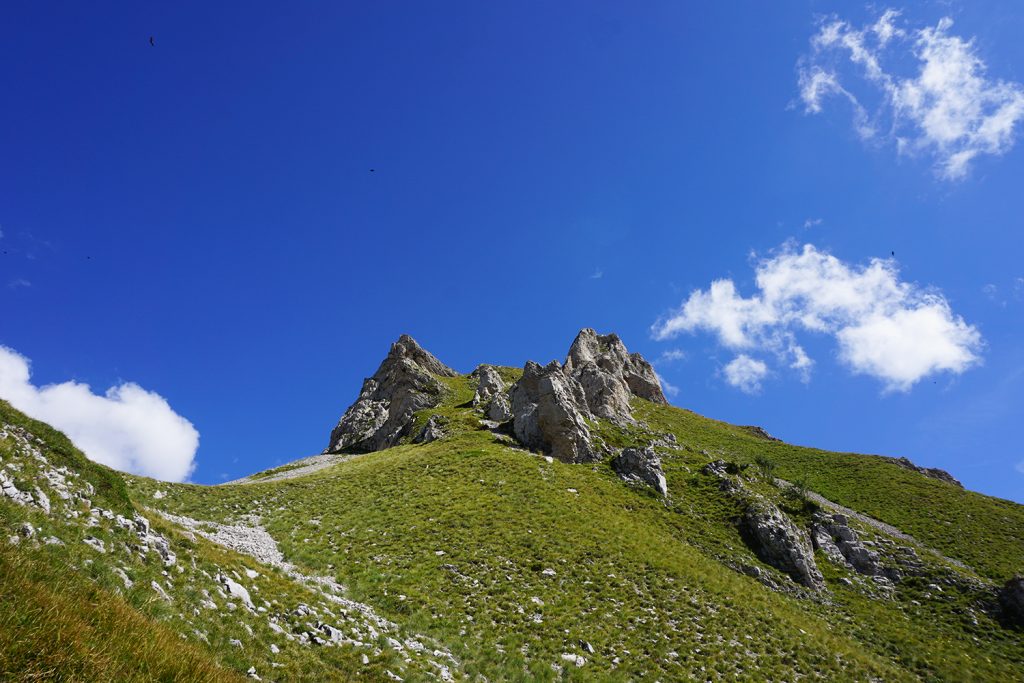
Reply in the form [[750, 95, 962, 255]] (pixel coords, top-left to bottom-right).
[[325, 335, 455, 453]]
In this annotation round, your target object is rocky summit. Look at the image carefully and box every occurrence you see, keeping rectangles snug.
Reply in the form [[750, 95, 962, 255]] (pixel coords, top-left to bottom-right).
[[1, 328, 1023, 682]]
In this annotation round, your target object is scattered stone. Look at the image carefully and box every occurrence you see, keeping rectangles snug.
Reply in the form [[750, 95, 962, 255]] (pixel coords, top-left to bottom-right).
[[611, 446, 668, 496], [83, 537, 106, 553], [114, 567, 134, 589], [0, 469, 34, 507], [151, 580, 172, 602], [17, 522, 35, 538], [560, 653, 586, 667], [218, 573, 255, 610]]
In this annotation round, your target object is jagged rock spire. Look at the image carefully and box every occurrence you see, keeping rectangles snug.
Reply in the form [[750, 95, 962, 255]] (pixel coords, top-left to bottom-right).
[[506, 328, 670, 463], [326, 335, 455, 454]]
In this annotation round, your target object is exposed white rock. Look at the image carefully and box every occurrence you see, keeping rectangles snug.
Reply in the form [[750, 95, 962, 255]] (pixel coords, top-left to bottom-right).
[[83, 537, 106, 553], [218, 573, 255, 610], [612, 447, 668, 496]]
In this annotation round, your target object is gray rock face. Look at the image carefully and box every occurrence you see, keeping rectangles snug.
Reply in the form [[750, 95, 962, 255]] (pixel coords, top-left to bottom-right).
[[510, 361, 597, 463], [507, 329, 667, 462], [811, 512, 887, 577], [487, 394, 513, 422], [413, 415, 447, 444], [472, 365, 514, 423], [564, 328, 667, 419], [889, 456, 963, 488], [1000, 577, 1024, 626], [742, 501, 824, 590], [472, 365, 505, 407], [612, 447, 668, 496], [327, 335, 457, 453]]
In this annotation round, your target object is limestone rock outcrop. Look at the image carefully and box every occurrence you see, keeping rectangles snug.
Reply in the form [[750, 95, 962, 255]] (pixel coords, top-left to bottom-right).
[[563, 329, 667, 420], [612, 447, 668, 496], [471, 365, 513, 422], [743, 501, 825, 590], [510, 361, 597, 463], [811, 512, 888, 578], [507, 329, 669, 462], [702, 460, 823, 590], [326, 335, 457, 453]]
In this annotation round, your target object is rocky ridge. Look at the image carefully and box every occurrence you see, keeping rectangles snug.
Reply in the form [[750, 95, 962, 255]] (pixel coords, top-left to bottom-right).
[[326, 335, 457, 454]]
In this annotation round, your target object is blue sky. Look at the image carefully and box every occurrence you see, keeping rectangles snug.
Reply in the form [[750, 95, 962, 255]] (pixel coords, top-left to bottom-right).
[[1, 2, 1022, 502]]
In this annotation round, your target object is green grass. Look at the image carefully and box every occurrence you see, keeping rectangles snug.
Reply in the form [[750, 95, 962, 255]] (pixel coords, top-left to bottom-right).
[[633, 400, 1024, 582], [0, 541, 240, 683], [0, 399, 132, 514], [3, 378, 1024, 681]]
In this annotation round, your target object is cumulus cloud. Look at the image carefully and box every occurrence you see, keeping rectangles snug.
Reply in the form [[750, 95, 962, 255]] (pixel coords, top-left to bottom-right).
[[658, 349, 687, 364], [0, 346, 198, 481], [723, 355, 768, 394], [799, 9, 1024, 179], [655, 371, 680, 398], [652, 243, 982, 392]]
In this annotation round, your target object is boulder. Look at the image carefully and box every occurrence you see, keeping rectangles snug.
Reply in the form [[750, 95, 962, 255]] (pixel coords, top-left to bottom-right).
[[999, 576, 1024, 627], [612, 447, 668, 496], [510, 361, 597, 463], [472, 365, 505, 407], [487, 394, 513, 422], [326, 335, 457, 453], [742, 501, 824, 590], [218, 573, 254, 611], [413, 415, 447, 444], [472, 364, 514, 423]]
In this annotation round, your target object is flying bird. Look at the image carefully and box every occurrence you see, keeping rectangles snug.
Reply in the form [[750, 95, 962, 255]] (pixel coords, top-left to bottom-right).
[[891, 251, 895, 257], [149, 36, 155, 47], [369, 169, 375, 173]]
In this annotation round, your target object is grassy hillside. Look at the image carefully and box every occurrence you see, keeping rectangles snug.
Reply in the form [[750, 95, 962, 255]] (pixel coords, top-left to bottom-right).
[[2, 379, 1023, 681]]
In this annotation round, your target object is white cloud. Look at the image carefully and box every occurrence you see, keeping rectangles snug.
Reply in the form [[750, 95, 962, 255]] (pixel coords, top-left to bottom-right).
[[723, 355, 768, 394], [590, 268, 604, 280], [7, 278, 30, 289], [658, 349, 687, 364], [1017, 460, 1024, 475], [0, 346, 198, 481], [803, 218, 823, 229], [799, 10, 1024, 179], [655, 371, 680, 398], [652, 243, 982, 392]]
